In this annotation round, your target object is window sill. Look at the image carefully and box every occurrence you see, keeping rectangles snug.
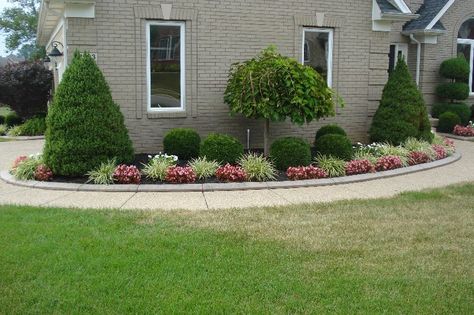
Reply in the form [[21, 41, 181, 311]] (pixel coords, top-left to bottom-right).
[[147, 110, 187, 119]]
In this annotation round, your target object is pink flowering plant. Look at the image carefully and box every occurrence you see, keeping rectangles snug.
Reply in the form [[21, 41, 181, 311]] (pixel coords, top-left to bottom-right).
[[216, 164, 247, 182], [408, 151, 431, 166], [345, 159, 375, 176], [34, 164, 53, 181], [432, 145, 447, 160], [165, 166, 197, 184], [453, 124, 474, 137], [113, 164, 141, 184], [375, 155, 403, 171], [11, 155, 28, 171], [286, 166, 328, 181]]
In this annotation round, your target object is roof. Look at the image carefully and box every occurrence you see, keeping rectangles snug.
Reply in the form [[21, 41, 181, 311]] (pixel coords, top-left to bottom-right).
[[377, 0, 403, 14], [404, 0, 455, 32]]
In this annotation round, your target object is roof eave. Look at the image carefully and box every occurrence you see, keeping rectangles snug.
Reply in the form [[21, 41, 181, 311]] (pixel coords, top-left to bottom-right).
[[381, 12, 419, 22], [401, 29, 447, 36]]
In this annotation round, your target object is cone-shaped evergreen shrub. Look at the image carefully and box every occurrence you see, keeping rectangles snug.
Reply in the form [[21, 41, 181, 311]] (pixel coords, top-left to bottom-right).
[[43, 52, 134, 176], [369, 58, 433, 145]]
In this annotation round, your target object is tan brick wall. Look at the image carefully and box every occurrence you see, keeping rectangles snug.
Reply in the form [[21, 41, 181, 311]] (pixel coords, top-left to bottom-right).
[[65, 0, 394, 153], [408, 0, 474, 112]]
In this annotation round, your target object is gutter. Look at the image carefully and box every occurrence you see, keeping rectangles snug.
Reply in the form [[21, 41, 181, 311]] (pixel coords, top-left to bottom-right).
[[410, 34, 421, 86]]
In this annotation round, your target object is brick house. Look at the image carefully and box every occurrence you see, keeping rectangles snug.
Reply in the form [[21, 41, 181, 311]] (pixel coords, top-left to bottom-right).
[[37, 0, 474, 153]]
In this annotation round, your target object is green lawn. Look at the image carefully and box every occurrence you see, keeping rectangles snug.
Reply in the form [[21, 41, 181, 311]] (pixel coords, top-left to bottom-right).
[[1, 184, 474, 313]]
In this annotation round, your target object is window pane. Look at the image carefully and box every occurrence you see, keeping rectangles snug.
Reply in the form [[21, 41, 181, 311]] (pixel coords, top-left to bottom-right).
[[457, 43, 473, 92], [458, 18, 474, 39], [304, 31, 329, 83], [149, 24, 182, 109]]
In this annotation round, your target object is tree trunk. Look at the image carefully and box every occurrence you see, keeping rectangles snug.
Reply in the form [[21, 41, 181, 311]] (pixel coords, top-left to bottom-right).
[[263, 118, 270, 156]]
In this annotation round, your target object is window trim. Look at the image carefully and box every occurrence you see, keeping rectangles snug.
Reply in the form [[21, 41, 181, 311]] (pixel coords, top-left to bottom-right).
[[301, 28, 334, 87], [457, 38, 474, 95], [146, 21, 186, 112]]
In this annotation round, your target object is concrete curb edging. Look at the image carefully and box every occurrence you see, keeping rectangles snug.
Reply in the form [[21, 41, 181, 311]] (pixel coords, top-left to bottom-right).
[[0, 136, 45, 141], [0, 153, 462, 192], [438, 133, 474, 142]]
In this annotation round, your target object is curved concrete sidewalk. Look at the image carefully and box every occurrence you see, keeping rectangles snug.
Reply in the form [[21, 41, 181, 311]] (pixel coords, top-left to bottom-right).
[[0, 139, 473, 211]]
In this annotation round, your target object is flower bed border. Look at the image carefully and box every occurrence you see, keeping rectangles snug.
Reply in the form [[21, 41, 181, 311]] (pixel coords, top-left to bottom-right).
[[0, 152, 461, 192]]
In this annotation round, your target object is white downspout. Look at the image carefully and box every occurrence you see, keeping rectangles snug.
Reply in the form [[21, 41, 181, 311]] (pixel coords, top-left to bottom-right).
[[410, 34, 421, 86]]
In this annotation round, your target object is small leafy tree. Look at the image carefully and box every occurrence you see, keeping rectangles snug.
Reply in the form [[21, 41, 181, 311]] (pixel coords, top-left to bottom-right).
[[0, 61, 52, 118], [43, 51, 134, 176], [224, 46, 340, 155], [370, 58, 433, 145]]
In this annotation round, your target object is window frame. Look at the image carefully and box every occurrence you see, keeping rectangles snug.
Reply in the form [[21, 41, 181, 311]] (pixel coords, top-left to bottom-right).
[[146, 20, 186, 112], [457, 38, 474, 95], [301, 28, 334, 87]]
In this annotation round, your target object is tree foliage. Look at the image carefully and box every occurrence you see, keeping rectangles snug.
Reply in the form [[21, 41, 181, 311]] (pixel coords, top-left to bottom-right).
[[224, 46, 338, 125], [43, 52, 134, 176], [370, 58, 433, 145], [0, 61, 52, 118], [0, 0, 44, 60]]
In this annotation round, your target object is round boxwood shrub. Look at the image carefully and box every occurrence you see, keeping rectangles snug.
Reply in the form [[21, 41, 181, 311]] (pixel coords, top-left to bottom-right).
[[431, 102, 471, 125], [370, 58, 433, 145], [270, 137, 311, 171], [43, 51, 134, 176], [4, 112, 22, 127], [200, 133, 243, 164], [315, 124, 347, 143], [439, 57, 470, 81], [438, 112, 461, 133], [163, 128, 201, 160], [315, 134, 353, 161], [435, 82, 470, 101]]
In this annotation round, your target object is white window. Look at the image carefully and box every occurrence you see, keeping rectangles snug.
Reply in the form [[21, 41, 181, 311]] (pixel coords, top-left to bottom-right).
[[302, 28, 333, 87], [457, 18, 474, 95], [147, 21, 185, 111], [388, 43, 408, 73]]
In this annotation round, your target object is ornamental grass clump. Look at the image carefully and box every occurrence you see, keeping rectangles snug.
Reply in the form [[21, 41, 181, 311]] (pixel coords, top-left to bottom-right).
[[142, 154, 178, 181], [34, 165, 53, 181], [238, 153, 276, 182], [377, 144, 409, 166], [403, 138, 436, 161], [375, 156, 403, 172], [12, 154, 43, 180], [286, 166, 328, 181], [43, 51, 134, 176], [165, 166, 197, 184], [315, 155, 346, 178], [216, 164, 247, 182], [345, 160, 375, 176], [86, 159, 117, 185], [188, 157, 220, 180], [113, 165, 141, 184]]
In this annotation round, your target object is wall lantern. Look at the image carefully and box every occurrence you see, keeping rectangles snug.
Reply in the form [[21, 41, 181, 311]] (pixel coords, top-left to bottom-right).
[[48, 41, 64, 58]]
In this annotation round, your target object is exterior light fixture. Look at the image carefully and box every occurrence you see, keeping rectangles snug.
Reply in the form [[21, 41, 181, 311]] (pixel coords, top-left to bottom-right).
[[48, 41, 64, 58]]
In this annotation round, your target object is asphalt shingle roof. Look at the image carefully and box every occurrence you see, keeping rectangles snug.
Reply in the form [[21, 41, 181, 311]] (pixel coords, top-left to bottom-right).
[[403, 0, 451, 31], [377, 0, 403, 13]]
